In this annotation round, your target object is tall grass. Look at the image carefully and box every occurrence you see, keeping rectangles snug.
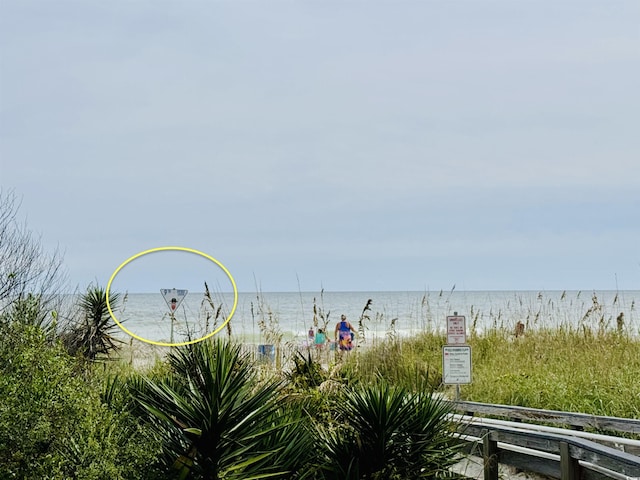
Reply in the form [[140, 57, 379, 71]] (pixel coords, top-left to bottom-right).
[[464, 327, 640, 418], [119, 288, 640, 419], [352, 327, 640, 419]]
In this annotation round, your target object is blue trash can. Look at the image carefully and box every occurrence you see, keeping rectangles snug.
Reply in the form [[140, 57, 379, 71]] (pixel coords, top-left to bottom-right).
[[258, 344, 275, 362]]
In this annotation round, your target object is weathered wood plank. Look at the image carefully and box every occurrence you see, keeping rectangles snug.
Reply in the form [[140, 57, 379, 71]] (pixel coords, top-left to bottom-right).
[[461, 424, 562, 454], [483, 435, 499, 480], [566, 439, 640, 477], [457, 424, 640, 478], [454, 401, 640, 434], [560, 441, 580, 480], [456, 439, 614, 480], [488, 429, 561, 454]]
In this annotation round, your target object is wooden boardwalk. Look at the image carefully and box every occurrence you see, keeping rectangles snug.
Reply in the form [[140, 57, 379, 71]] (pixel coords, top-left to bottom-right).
[[452, 401, 640, 480]]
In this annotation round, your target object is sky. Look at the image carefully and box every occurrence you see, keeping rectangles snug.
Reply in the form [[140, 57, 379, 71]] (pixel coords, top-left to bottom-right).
[[1, 1, 639, 293]]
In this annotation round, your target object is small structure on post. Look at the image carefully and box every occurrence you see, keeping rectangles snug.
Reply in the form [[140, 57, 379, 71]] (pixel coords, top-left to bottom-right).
[[161, 288, 188, 343]]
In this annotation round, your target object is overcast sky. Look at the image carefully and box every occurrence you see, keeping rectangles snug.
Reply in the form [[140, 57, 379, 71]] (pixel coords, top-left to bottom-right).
[[1, 1, 639, 293]]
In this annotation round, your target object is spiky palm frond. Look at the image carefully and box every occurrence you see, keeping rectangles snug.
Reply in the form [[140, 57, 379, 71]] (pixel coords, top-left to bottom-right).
[[64, 285, 122, 361], [318, 379, 462, 479], [133, 338, 311, 480], [285, 351, 328, 389]]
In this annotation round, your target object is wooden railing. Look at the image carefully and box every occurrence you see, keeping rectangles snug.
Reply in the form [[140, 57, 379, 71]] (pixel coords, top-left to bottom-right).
[[454, 401, 640, 434], [458, 423, 640, 480], [452, 402, 640, 480]]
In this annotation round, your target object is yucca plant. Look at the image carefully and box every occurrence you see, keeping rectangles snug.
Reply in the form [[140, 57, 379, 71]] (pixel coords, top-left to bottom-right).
[[64, 284, 122, 361], [133, 338, 313, 480], [316, 379, 462, 479]]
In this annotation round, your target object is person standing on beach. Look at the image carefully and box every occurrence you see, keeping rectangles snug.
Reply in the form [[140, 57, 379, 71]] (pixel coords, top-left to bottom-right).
[[315, 328, 328, 351], [335, 314, 357, 352], [315, 328, 329, 355]]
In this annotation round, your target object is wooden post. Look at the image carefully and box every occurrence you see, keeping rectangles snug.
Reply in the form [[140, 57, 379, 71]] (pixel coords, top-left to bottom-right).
[[483, 434, 499, 480], [560, 441, 579, 480]]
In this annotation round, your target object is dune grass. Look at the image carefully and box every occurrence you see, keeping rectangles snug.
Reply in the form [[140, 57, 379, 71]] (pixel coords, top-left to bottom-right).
[[464, 327, 640, 418], [352, 327, 640, 419]]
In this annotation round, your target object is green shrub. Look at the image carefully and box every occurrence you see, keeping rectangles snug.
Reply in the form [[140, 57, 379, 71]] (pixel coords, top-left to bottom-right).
[[0, 321, 165, 479], [285, 350, 329, 389]]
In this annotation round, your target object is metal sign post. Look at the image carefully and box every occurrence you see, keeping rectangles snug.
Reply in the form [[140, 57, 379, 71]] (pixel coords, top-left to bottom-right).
[[443, 312, 471, 400], [161, 288, 188, 343]]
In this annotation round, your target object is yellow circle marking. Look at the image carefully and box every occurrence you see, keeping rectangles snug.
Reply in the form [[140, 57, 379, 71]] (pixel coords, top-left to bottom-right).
[[105, 246, 238, 347]]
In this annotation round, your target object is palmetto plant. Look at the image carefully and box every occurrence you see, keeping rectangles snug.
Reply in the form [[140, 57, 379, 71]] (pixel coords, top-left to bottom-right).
[[64, 285, 122, 361], [316, 379, 462, 479], [133, 338, 314, 480]]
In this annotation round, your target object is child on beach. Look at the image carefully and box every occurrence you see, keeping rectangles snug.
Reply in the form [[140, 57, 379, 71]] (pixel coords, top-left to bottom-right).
[[314, 328, 327, 350], [307, 326, 314, 347]]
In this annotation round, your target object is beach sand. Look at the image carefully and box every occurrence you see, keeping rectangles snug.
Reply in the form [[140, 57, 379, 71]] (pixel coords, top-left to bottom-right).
[[117, 340, 169, 370]]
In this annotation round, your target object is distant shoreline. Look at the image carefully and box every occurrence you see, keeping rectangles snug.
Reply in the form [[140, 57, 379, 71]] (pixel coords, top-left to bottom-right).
[[102, 288, 640, 295]]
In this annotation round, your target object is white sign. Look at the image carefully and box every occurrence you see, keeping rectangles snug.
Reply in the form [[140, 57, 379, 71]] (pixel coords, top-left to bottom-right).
[[443, 345, 472, 384], [446, 315, 467, 344], [161, 288, 188, 313]]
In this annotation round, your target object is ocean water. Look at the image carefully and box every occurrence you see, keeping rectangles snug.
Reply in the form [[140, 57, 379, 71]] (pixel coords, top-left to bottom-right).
[[110, 289, 639, 345]]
